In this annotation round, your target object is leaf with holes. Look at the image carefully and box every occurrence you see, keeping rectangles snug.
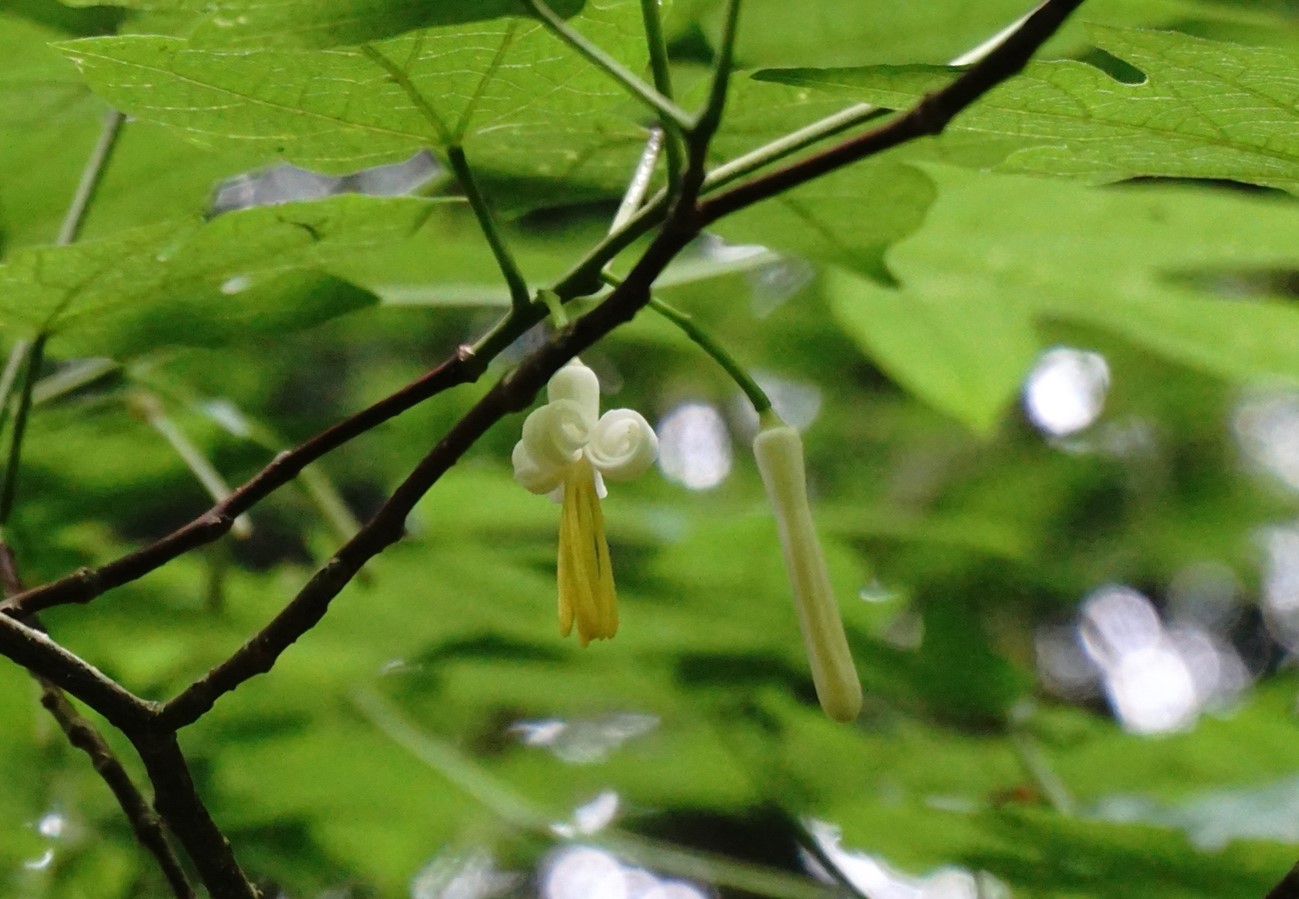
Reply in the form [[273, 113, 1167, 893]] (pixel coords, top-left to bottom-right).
[[757, 27, 1299, 192]]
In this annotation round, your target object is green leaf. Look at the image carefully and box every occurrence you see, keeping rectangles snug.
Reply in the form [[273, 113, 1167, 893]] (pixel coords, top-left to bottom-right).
[[686, 0, 1295, 69], [829, 271, 1038, 435], [59, 0, 587, 48], [712, 164, 936, 284], [758, 27, 1299, 192], [827, 168, 1299, 433], [55, 1, 650, 198], [0, 195, 440, 354], [695, 78, 936, 282], [0, 14, 266, 251]]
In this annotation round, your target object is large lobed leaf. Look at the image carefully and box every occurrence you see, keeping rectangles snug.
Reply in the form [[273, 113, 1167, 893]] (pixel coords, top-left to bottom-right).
[[58, 0, 586, 48], [829, 168, 1299, 434], [759, 27, 1299, 193], [682, 0, 1299, 69], [55, 0, 651, 197]]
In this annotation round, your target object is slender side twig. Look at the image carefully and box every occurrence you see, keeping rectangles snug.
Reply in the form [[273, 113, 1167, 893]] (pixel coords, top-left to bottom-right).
[[133, 732, 261, 899], [14, 0, 1081, 731], [57, 109, 125, 246], [678, 0, 740, 208], [638, 0, 683, 185], [693, 0, 740, 147], [0, 346, 501, 618], [39, 689, 195, 898], [0, 546, 193, 899], [445, 146, 532, 311], [1267, 865, 1299, 899], [525, 0, 694, 132]]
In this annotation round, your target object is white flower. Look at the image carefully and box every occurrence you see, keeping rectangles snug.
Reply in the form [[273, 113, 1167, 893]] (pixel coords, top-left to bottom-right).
[[753, 417, 862, 722], [513, 360, 658, 646]]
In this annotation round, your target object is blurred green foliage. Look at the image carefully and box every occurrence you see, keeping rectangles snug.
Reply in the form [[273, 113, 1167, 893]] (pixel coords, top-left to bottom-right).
[[4, 0, 1299, 897]]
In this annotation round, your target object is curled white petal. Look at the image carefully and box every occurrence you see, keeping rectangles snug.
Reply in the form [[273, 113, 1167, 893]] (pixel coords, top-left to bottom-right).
[[520, 399, 593, 471], [547, 360, 600, 418], [587, 408, 658, 482], [513, 440, 564, 495]]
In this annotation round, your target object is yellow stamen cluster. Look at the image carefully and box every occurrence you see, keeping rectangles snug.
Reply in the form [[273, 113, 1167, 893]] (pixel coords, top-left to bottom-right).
[[514, 360, 657, 646]]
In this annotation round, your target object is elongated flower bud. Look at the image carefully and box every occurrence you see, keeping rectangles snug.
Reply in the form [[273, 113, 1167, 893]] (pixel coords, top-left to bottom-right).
[[753, 421, 862, 722]]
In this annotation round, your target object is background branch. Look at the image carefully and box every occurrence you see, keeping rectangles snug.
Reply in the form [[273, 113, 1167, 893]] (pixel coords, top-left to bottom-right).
[[40, 688, 195, 899], [133, 732, 262, 899], [0, 545, 193, 899], [1, 345, 497, 618], [1267, 865, 1299, 899], [56, 109, 125, 246]]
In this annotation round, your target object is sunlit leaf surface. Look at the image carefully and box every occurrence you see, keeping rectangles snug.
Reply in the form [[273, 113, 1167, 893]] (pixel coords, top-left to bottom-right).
[[760, 27, 1299, 191]]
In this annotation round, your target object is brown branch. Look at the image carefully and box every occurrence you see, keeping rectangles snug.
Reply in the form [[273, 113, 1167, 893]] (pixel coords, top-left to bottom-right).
[[155, 0, 1083, 730], [1267, 865, 1299, 899], [0, 612, 157, 730], [158, 220, 698, 729], [40, 688, 196, 899], [133, 731, 261, 899], [0, 0, 1081, 627], [0, 344, 492, 619], [697, 0, 1086, 226], [0, 546, 193, 898]]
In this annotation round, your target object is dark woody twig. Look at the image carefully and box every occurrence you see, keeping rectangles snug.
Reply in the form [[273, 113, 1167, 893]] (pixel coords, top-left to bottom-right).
[[132, 731, 262, 899], [1267, 864, 1299, 899], [0, 612, 157, 731], [0, 546, 193, 899], [155, 0, 1086, 728], [39, 688, 196, 899], [0, 345, 493, 619], [0, 0, 1082, 626]]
